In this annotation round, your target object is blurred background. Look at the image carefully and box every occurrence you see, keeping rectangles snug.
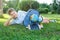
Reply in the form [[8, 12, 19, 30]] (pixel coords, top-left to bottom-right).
[[0, 0, 60, 40], [0, 0, 60, 16]]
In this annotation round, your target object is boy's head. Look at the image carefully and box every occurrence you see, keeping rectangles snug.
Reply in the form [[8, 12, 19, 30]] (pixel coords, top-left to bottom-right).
[[8, 8, 17, 18]]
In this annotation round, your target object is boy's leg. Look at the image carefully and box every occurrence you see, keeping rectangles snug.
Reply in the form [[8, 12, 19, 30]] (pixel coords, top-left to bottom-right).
[[40, 23, 43, 28], [38, 23, 43, 29], [42, 18, 50, 23], [38, 16, 43, 29]]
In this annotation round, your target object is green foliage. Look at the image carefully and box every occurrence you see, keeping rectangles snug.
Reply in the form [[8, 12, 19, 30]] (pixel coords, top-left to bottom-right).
[[3, 0, 60, 14], [3, 0, 20, 13], [50, 0, 60, 14], [38, 8, 49, 14], [39, 4, 50, 8], [51, 10, 55, 14], [3, 0, 39, 12], [0, 15, 3, 18], [51, 0, 58, 13], [3, 6, 9, 13], [57, 2, 60, 14], [0, 14, 60, 40], [38, 4, 50, 14], [31, 1, 39, 9], [20, 1, 30, 11], [20, 1, 39, 11], [53, 1, 58, 11]]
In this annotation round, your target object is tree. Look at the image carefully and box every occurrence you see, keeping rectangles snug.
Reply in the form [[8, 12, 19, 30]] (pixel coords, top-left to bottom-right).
[[38, 3, 50, 14], [20, 1, 30, 11], [3, 0, 20, 13], [20, 0, 39, 11], [0, 0, 3, 17], [31, 1, 39, 9], [52, 0, 58, 13], [57, 2, 60, 14], [7, 0, 20, 10]]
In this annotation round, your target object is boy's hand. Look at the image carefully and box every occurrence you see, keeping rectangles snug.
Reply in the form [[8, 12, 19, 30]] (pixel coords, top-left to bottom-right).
[[11, 15, 17, 19], [4, 17, 13, 26], [9, 17, 13, 20]]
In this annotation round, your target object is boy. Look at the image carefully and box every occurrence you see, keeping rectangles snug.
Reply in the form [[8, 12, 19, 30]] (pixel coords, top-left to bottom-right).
[[4, 8, 27, 26]]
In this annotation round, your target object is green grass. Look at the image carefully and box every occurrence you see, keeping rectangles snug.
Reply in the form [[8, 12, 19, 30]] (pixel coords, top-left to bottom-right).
[[0, 14, 60, 40]]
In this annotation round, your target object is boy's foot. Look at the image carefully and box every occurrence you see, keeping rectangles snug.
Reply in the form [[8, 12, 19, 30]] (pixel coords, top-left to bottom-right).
[[50, 20, 57, 22], [26, 25, 31, 30], [38, 24, 43, 29], [40, 25, 43, 28]]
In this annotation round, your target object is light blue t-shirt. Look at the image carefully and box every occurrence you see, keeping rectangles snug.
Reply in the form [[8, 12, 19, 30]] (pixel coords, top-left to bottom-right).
[[10, 10, 27, 25]]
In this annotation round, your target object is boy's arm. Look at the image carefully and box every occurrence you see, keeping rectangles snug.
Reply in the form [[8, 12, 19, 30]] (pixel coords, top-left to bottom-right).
[[4, 17, 13, 26]]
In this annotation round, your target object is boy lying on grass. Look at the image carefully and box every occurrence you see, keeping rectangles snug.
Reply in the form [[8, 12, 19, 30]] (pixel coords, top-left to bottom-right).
[[4, 8, 56, 30], [4, 8, 27, 26], [4, 8, 43, 30]]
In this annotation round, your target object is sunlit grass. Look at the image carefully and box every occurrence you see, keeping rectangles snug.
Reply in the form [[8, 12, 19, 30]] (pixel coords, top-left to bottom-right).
[[0, 19, 6, 22], [0, 14, 10, 22], [0, 14, 60, 40], [3, 14, 10, 19], [41, 14, 60, 19]]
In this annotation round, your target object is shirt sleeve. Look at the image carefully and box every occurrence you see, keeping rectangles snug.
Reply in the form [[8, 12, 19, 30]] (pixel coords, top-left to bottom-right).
[[10, 20, 16, 25]]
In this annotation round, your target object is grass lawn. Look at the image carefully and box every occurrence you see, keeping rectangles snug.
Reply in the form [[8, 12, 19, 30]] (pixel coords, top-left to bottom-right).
[[0, 14, 60, 40]]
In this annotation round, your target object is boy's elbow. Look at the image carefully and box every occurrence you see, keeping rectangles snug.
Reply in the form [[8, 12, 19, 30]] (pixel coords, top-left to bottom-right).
[[4, 23, 9, 26], [4, 23, 7, 26]]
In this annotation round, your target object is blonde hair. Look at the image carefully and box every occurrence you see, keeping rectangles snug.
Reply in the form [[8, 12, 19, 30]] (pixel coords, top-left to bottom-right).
[[7, 8, 15, 15]]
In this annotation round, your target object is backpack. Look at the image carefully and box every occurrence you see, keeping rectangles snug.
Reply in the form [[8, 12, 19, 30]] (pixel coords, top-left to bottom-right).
[[24, 9, 40, 30]]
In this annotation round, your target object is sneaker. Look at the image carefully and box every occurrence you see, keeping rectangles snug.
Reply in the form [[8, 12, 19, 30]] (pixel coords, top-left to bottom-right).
[[50, 20, 56, 22]]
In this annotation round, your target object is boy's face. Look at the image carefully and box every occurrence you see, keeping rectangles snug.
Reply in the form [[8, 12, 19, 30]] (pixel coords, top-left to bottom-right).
[[10, 11, 17, 19]]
